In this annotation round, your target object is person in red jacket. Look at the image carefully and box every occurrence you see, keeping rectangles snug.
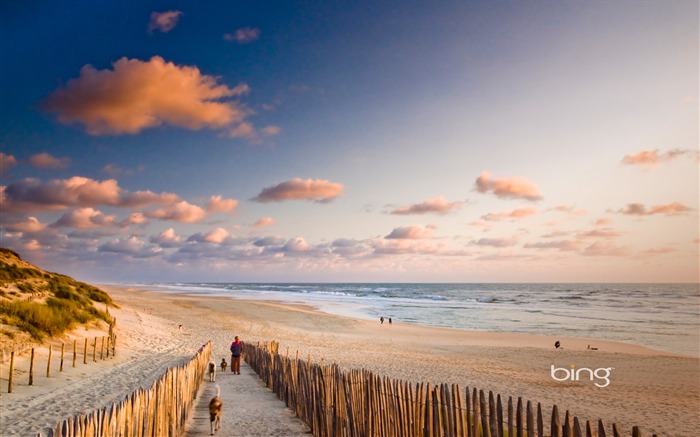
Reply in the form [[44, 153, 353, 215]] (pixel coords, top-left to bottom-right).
[[230, 336, 243, 374]]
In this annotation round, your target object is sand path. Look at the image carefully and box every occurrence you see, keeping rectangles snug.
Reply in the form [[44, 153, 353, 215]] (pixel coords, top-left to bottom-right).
[[184, 363, 310, 436]]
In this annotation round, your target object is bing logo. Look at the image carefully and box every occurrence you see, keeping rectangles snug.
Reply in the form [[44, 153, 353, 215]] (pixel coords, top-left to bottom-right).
[[550, 364, 613, 388]]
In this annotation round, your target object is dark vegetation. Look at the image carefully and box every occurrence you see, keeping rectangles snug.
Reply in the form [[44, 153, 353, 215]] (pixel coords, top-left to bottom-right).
[[0, 248, 116, 341]]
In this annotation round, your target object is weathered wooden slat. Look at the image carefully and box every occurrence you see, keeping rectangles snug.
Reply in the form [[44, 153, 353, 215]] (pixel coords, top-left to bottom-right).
[[526, 400, 535, 437], [551, 404, 561, 437], [488, 391, 498, 437], [507, 396, 514, 437], [479, 390, 490, 437], [573, 417, 583, 437], [613, 423, 621, 437], [516, 397, 523, 437], [496, 394, 504, 437], [563, 410, 572, 437]]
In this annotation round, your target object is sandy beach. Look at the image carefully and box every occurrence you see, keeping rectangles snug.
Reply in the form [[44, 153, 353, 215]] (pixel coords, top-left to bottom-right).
[[2, 285, 698, 436]]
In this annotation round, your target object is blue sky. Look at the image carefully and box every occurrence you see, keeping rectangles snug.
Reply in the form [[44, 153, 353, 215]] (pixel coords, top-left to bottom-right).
[[1, 1, 698, 283]]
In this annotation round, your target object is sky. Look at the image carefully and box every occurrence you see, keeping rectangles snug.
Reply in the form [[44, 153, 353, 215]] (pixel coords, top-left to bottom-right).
[[1, 1, 698, 283]]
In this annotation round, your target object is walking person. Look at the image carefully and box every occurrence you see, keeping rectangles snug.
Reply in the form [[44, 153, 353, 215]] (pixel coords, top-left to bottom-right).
[[230, 335, 243, 374]]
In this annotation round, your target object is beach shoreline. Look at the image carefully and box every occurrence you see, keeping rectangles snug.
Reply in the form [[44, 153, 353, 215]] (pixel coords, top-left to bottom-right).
[[2, 284, 698, 437], [145, 288, 685, 357]]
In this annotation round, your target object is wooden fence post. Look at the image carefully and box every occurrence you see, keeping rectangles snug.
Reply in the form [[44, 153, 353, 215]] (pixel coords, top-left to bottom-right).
[[47, 345, 53, 377], [60, 343, 65, 372], [100, 337, 105, 360], [93, 337, 97, 362], [598, 419, 607, 437], [83, 338, 88, 364], [29, 347, 35, 386], [551, 405, 561, 437], [8, 351, 14, 393], [73, 339, 77, 367]]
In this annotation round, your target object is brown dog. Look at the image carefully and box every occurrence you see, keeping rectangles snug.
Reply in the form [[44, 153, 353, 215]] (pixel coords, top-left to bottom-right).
[[208, 361, 217, 382], [208, 385, 222, 435]]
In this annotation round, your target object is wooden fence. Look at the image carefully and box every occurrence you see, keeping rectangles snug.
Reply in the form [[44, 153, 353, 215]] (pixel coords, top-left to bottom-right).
[[3, 334, 117, 393], [35, 341, 211, 437], [243, 342, 652, 437]]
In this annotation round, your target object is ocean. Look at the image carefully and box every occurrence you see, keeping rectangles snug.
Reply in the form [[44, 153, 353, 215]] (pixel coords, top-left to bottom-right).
[[134, 282, 699, 358]]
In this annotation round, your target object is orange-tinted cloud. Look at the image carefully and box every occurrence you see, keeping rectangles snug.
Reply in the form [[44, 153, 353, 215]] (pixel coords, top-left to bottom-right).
[[282, 237, 312, 253], [481, 207, 537, 222], [120, 190, 180, 208], [474, 171, 542, 201], [390, 196, 464, 215], [1, 177, 179, 212], [144, 200, 207, 223], [122, 212, 147, 226], [551, 205, 587, 216], [148, 10, 182, 33], [372, 239, 442, 255], [229, 122, 255, 139], [595, 218, 613, 226], [468, 219, 493, 231], [252, 178, 344, 203], [43, 56, 251, 135], [150, 227, 182, 247], [199, 227, 231, 244], [576, 228, 621, 239], [385, 225, 435, 240], [261, 126, 281, 136], [618, 202, 693, 216], [3, 216, 47, 233], [99, 236, 149, 254], [0, 153, 17, 176], [52, 207, 118, 229], [3, 177, 120, 212], [206, 195, 239, 213], [29, 153, 70, 169], [254, 217, 276, 227], [621, 149, 698, 170]]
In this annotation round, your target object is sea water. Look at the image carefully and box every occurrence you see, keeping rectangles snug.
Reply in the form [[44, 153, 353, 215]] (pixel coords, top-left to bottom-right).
[[134, 283, 699, 357]]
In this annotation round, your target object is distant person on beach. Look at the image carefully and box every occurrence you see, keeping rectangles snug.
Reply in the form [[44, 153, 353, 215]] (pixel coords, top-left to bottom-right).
[[389, 317, 392, 325], [380, 316, 384, 324], [230, 336, 243, 374], [554, 341, 561, 349]]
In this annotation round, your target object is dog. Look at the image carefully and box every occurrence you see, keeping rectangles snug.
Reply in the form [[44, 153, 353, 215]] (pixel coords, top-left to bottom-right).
[[220, 358, 227, 372], [587, 344, 598, 351], [208, 384, 222, 435], [208, 360, 217, 382]]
